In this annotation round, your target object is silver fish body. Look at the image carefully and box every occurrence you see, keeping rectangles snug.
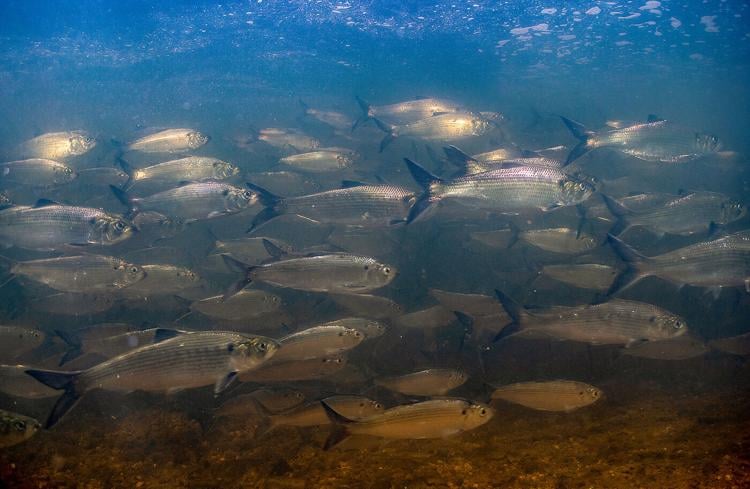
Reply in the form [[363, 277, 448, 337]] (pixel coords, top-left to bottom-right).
[[356, 96, 462, 126], [540, 264, 618, 291], [124, 156, 239, 187], [491, 380, 602, 412], [240, 355, 347, 382], [271, 325, 364, 363], [279, 148, 358, 173], [126, 128, 209, 153], [0, 203, 135, 250], [257, 128, 320, 152], [518, 227, 598, 255], [375, 368, 468, 396], [190, 290, 281, 321], [116, 264, 201, 297], [268, 396, 383, 429], [0, 159, 77, 187], [218, 387, 306, 417], [16, 131, 96, 159], [10, 255, 145, 292]]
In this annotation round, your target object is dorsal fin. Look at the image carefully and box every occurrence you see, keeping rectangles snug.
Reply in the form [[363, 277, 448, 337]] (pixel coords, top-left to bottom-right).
[[177, 180, 197, 187], [341, 180, 368, 189], [646, 114, 664, 123], [34, 198, 61, 208]]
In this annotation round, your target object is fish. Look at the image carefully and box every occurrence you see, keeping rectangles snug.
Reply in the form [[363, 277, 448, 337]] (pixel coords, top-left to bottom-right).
[[394, 306, 456, 330], [26, 331, 279, 427], [125, 128, 209, 153], [353, 96, 463, 129], [245, 171, 321, 197], [404, 158, 595, 223], [269, 324, 364, 363], [374, 112, 501, 152], [623, 334, 709, 360], [490, 380, 603, 412], [189, 290, 282, 321], [218, 387, 306, 417], [329, 293, 403, 319], [429, 289, 507, 317], [55, 327, 186, 365], [239, 355, 347, 382], [5, 255, 145, 293], [320, 317, 387, 339], [278, 148, 359, 173], [443, 145, 563, 174], [212, 237, 293, 266], [601, 192, 746, 237], [299, 100, 354, 131], [0, 159, 78, 188], [708, 332, 750, 356], [30, 292, 117, 316], [16, 131, 96, 160], [250, 128, 320, 152], [607, 232, 750, 296], [0, 409, 41, 448], [321, 398, 494, 450], [118, 156, 239, 189], [509, 226, 599, 255], [259, 396, 384, 433], [375, 368, 468, 396], [246, 181, 415, 231], [109, 181, 259, 223], [494, 289, 688, 347], [0, 326, 45, 362], [115, 264, 202, 298], [538, 264, 619, 291], [76, 167, 130, 187], [561, 116, 720, 165], [221, 239, 396, 297], [0, 365, 58, 399], [0, 199, 135, 250]]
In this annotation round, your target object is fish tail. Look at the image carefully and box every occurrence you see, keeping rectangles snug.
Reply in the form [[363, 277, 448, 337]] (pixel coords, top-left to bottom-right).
[[261, 238, 288, 260], [54, 329, 83, 366], [492, 289, 529, 342], [352, 96, 372, 131], [453, 311, 474, 351], [606, 234, 652, 295], [220, 254, 254, 300], [506, 222, 521, 249], [372, 118, 397, 152], [115, 154, 135, 190], [25, 368, 82, 428], [442, 145, 478, 174], [109, 185, 139, 220], [321, 400, 354, 450], [600, 194, 633, 236], [404, 158, 443, 223], [245, 182, 283, 232], [560, 116, 595, 166]]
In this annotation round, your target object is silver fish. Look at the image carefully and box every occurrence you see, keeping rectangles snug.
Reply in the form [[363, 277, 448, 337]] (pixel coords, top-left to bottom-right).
[[212, 237, 293, 266], [27, 331, 279, 427], [119, 156, 239, 189], [375, 112, 501, 152], [708, 332, 750, 356], [190, 290, 281, 321], [513, 227, 598, 255], [320, 317, 387, 339], [0, 159, 77, 187], [0, 326, 45, 362], [299, 100, 354, 131], [375, 368, 468, 396], [602, 192, 746, 237], [270, 325, 364, 363], [16, 131, 96, 160], [0, 409, 41, 448], [0, 365, 58, 399], [491, 380, 602, 412], [443, 145, 562, 174], [354, 96, 462, 128], [56, 328, 185, 365], [394, 306, 456, 330], [8, 255, 145, 293], [240, 355, 347, 382], [247, 181, 415, 230], [263, 396, 383, 431], [125, 128, 209, 153], [607, 231, 750, 296], [561, 117, 720, 164], [329, 293, 403, 319], [404, 158, 595, 223], [321, 398, 493, 450], [245, 171, 321, 197], [624, 334, 708, 360], [222, 240, 396, 297], [494, 290, 687, 347], [218, 387, 306, 417], [278, 148, 358, 173], [254, 128, 320, 152], [539, 264, 618, 291], [116, 264, 202, 297], [0, 200, 135, 250], [110, 181, 258, 223]]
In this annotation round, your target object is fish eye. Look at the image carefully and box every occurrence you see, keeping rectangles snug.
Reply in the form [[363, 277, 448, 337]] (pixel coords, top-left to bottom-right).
[[375, 403, 382, 409], [479, 408, 487, 416], [14, 421, 26, 431], [258, 342, 267, 351], [674, 321, 683, 329], [383, 267, 391, 275], [242, 190, 253, 199], [130, 266, 139, 273], [114, 221, 126, 231]]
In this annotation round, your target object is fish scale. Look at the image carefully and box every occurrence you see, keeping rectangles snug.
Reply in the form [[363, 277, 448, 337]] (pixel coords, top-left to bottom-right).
[[11, 255, 145, 292], [130, 157, 236, 183], [128, 181, 256, 221]]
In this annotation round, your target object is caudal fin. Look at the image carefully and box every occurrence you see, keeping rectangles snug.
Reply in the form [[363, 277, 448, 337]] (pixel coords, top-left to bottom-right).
[[55, 329, 82, 366], [606, 234, 652, 295], [25, 369, 82, 428], [352, 96, 373, 131], [109, 185, 139, 220], [560, 116, 595, 166], [371, 118, 397, 152], [403, 158, 443, 223], [220, 254, 255, 300], [115, 154, 135, 190], [492, 289, 529, 342], [321, 400, 355, 450], [600, 194, 634, 236], [245, 182, 283, 232]]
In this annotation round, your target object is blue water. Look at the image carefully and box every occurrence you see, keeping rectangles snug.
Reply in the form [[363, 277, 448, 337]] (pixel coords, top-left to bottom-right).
[[0, 1, 749, 487]]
